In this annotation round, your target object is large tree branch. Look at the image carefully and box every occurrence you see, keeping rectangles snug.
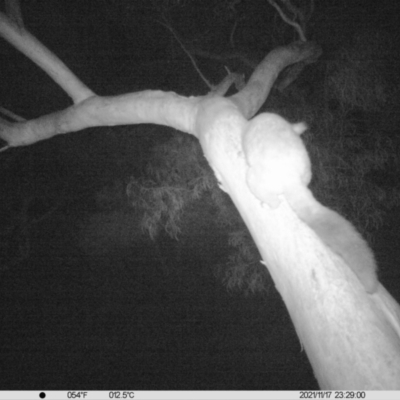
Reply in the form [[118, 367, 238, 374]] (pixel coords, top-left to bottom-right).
[[230, 41, 321, 119], [195, 96, 400, 389], [1, 5, 400, 389], [0, 11, 94, 103], [0, 12, 320, 147], [0, 91, 200, 147]]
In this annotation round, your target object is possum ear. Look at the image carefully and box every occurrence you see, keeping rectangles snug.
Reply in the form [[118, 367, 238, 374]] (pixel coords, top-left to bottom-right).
[[292, 122, 307, 135]]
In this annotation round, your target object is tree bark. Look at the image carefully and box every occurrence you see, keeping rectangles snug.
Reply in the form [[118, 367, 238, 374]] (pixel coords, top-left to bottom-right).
[[1, 10, 399, 388], [195, 95, 400, 389]]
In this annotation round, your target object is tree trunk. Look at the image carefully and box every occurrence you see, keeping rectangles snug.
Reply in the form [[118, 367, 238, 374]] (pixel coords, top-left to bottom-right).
[[196, 95, 400, 390]]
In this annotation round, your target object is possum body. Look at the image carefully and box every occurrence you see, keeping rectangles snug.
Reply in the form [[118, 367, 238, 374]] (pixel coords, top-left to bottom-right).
[[242, 113, 378, 294]]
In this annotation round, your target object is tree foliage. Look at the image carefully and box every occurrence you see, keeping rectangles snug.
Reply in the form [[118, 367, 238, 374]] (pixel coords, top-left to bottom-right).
[[125, 28, 400, 294], [325, 32, 393, 112], [127, 130, 269, 293], [127, 132, 223, 239], [308, 31, 400, 236]]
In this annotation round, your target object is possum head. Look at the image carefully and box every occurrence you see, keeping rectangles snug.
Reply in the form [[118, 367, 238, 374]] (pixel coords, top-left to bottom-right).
[[242, 113, 310, 207]]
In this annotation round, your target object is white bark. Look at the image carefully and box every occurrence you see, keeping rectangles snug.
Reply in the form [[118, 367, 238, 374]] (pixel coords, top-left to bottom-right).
[[1, 8, 399, 389], [196, 95, 400, 389]]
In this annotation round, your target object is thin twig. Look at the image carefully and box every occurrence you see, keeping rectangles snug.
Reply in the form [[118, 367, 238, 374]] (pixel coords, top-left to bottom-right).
[[157, 18, 214, 89], [0, 106, 26, 122], [267, 0, 306, 41]]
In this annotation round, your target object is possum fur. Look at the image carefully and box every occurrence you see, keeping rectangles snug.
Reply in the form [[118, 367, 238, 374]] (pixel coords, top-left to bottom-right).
[[242, 113, 378, 294]]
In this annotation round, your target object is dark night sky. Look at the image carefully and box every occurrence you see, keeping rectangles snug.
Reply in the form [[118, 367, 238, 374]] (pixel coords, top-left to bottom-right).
[[1, 0, 400, 391]]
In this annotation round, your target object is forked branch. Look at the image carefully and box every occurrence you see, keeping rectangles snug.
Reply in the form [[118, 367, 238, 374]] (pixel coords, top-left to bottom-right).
[[267, 0, 314, 41], [0, 6, 321, 147]]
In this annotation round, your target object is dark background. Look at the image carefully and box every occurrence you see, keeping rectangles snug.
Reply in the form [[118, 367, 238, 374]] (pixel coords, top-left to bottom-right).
[[1, 0, 400, 390]]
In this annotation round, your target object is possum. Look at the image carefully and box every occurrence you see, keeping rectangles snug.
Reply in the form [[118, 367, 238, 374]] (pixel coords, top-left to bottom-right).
[[242, 113, 378, 294]]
